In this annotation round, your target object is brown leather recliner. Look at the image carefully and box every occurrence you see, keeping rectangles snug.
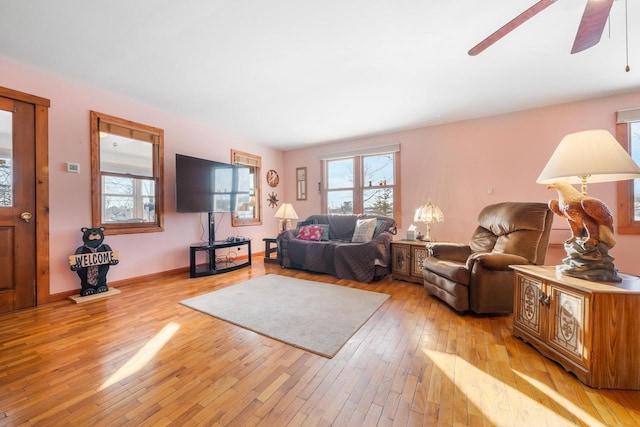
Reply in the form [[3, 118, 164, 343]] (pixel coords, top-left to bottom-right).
[[422, 202, 554, 314]]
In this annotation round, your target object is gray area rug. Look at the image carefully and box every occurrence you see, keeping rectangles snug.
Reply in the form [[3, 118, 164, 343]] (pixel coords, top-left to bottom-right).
[[180, 274, 390, 358]]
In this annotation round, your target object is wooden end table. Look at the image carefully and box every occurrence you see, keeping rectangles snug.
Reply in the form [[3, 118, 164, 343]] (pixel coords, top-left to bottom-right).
[[262, 237, 279, 264], [390, 240, 429, 284]]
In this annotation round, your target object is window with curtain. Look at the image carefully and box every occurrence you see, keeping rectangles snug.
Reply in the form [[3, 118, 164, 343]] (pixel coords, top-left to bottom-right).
[[90, 111, 164, 234], [321, 144, 400, 221], [616, 108, 640, 233]]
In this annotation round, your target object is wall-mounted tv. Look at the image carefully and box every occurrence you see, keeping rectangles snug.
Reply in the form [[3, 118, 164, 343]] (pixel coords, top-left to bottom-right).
[[175, 153, 240, 214]]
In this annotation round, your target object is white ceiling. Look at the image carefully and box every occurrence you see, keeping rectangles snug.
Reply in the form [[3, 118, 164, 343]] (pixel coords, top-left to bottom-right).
[[1, 0, 639, 150]]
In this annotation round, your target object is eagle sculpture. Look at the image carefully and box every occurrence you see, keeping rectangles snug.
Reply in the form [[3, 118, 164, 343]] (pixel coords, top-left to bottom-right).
[[546, 180, 616, 248]]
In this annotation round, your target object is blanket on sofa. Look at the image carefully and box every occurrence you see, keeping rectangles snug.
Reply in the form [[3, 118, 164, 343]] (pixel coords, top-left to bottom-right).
[[279, 214, 397, 283]]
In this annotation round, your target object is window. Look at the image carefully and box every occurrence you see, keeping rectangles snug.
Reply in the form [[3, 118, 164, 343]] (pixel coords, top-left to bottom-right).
[[321, 145, 400, 220], [617, 109, 640, 234], [0, 106, 12, 207], [231, 149, 261, 226], [326, 158, 355, 214], [90, 111, 164, 234]]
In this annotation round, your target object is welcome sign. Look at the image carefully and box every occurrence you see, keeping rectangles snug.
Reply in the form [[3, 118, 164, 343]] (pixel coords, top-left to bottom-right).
[[69, 251, 119, 268]]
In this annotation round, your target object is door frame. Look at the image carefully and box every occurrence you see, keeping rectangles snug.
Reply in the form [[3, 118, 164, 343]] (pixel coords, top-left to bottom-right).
[[0, 86, 50, 306]]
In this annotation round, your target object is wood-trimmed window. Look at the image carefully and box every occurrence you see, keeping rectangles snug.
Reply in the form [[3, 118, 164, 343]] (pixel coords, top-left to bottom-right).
[[616, 108, 640, 234], [320, 144, 400, 223], [90, 111, 164, 235], [231, 149, 262, 227]]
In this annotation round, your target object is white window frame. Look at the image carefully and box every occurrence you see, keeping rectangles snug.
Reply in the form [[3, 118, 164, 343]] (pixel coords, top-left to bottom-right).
[[320, 144, 400, 223]]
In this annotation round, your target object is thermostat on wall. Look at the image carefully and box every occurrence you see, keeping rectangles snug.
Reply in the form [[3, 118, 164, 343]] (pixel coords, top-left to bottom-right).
[[67, 162, 80, 173]]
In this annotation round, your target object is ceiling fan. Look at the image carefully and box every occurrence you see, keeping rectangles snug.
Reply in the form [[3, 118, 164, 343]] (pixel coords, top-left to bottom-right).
[[468, 0, 615, 56]]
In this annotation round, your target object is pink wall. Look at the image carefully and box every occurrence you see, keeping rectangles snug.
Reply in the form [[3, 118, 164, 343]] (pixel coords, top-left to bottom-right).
[[2, 56, 283, 295], [3, 52, 640, 296], [284, 91, 640, 275]]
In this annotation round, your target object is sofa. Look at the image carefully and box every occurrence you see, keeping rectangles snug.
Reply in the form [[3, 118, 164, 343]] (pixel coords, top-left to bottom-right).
[[422, 202, 553, 314], [277, 214, 397, 282]]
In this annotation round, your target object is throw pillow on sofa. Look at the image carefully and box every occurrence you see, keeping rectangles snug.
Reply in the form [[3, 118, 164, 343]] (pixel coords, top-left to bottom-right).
[[297, 225, 324, 241], [351, 218, 377, 243], [295, 219, 315, 232], [317, 224, 330, 241]]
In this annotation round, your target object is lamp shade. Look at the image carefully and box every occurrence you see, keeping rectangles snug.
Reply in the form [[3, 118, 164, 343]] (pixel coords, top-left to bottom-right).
[[536, 129, 640, 185], [414, 200, 444, 224], [274, 203, 298, 220]]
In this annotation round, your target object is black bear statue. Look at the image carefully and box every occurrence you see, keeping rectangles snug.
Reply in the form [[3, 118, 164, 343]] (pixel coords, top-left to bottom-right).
[[70, 227, 119, 296]]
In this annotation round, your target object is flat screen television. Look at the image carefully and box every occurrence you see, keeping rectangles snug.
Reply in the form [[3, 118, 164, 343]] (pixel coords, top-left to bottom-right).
[[175, 153, 246, 244], [175, 153, 240, 213]]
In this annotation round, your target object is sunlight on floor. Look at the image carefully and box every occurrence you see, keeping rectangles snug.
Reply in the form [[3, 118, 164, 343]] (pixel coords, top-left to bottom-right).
[[513, 370, 606, 427], [100, 321, 180, 391], [424, 350, 605, 427]]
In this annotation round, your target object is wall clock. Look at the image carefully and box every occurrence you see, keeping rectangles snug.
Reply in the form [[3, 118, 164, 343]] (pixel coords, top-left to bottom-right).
[[267, 191, 279, 207], [266, 169, 279, 187]]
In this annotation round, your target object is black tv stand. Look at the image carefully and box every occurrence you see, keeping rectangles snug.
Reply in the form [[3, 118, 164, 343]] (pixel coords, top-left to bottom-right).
[[189, 239, 251, 278]]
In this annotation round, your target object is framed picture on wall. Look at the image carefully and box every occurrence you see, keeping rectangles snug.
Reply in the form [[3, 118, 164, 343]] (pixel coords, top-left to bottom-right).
[[296, 167, 307, 200]]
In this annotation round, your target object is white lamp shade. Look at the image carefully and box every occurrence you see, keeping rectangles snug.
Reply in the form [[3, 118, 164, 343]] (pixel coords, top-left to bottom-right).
[[274, 203, 298, 220], [414, 200, 444, 224], [537, 129, 640, 184]]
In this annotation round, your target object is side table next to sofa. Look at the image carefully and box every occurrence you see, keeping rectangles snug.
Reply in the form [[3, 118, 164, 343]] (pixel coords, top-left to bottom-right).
[[390, 240, 428, 284], [262, 237, 279, 264]]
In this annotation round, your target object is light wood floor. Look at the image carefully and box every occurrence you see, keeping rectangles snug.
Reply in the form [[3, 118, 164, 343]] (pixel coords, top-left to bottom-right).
[[1, 263, 639, 426]]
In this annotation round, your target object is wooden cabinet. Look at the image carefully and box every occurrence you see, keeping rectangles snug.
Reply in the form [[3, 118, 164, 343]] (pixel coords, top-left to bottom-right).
[[391, 240, 428, 284], [511, 265, 640, 389]]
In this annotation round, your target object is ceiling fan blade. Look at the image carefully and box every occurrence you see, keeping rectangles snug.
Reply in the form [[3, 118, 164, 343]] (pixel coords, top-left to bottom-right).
[[571, 0, 614, 54], [468, 0, 558, 56]]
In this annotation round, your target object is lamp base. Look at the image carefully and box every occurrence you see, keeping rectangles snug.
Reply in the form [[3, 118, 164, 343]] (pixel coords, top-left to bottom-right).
[[278, 219, 292, 234], [422, 224, 434, 242], [558, 239, 621, 282]]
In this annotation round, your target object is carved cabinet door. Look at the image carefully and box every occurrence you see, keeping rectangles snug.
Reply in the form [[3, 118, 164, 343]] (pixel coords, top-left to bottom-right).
[[410, 246, 428, 279], [513, 274, 544, 339], [392, 244, 410, 277], [547, 285, 589, 367]]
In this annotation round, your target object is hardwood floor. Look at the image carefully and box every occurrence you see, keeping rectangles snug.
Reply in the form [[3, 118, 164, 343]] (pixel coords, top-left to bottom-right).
[[1, 263, 639, 426]]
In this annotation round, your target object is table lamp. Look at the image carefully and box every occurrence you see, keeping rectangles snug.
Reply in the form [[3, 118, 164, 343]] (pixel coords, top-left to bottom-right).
[[414, 200, 444, 241], [537, 129, 640, 281], [274, 203, 298, 234]]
